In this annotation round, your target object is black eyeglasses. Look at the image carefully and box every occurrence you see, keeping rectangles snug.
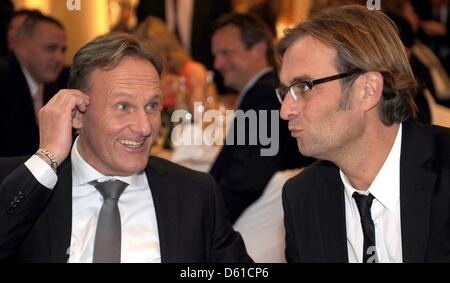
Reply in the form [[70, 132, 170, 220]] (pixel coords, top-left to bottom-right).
[[275, 70, 361, 103]]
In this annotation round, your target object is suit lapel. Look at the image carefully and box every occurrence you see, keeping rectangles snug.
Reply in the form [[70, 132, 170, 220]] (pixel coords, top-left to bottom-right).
[[42, 156, 184, 262], [145, 158, 179, 263], [238, 71, 274, 110], [318, 165, 349, 262], [45, 159, 73, 263], [400, 121, 436, 262]]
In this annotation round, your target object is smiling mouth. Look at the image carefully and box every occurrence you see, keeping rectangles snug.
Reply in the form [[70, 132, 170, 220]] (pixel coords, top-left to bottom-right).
[[118, 139, 145, 148]]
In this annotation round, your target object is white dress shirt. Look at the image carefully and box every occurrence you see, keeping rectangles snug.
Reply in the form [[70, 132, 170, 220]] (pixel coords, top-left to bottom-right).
[[340, 124, 403, 263], [21, 65, 43, 100], [25, 137, 161, 263], [165, 0, 194, 54]]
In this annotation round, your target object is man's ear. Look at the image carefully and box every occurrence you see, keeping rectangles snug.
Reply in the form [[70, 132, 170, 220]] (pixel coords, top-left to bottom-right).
[[13, 38, 27, 60], [360, 71, 384, 111], [72, 109, 83, 130], [250, 41, 268, 59]]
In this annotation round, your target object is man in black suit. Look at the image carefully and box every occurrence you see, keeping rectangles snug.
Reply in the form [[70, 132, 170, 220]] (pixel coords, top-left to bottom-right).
[[0, 32, 251, 263], [209, 13, 314, 223], [277, 5, 450, 263], [0, 13, 67, 157]]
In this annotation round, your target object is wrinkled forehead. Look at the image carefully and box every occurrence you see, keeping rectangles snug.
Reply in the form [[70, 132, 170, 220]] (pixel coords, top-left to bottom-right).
[[87, 57, 161, 99], [213, 25, 245, 49], [33, 21, 65, 34]]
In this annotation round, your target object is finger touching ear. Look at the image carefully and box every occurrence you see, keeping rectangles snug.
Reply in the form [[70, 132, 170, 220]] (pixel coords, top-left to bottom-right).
[[73, 109, 83, 130]]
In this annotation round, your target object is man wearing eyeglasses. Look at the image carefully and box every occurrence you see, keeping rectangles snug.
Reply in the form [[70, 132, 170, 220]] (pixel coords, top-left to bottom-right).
[[277, 5, 450, 263]]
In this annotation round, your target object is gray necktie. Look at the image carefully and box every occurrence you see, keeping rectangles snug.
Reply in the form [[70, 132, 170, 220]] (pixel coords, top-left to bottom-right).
[[92, 179, 128, 263]]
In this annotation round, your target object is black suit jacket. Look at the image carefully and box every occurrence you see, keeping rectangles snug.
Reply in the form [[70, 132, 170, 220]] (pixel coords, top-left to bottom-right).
[[282, 120, 450, 262], [0, 155, 252, 263], [135, 0, 231, 70], [0, 53, 67, 157], [210, 71, 314, 223]]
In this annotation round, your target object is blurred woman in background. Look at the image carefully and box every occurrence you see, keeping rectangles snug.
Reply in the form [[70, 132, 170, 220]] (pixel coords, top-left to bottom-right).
[[135, 16, 215, 113]]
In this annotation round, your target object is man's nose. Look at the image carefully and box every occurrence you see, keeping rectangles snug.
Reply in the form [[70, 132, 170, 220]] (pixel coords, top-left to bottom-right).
[[131, 110, 152, 136], [280, 94, 301, 121], [54, 48, 65, 64], [213, 55, 224, 71]]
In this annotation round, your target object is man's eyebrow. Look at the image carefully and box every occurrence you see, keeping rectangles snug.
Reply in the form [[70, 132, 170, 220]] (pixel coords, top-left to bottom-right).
[[111, 92, 135, 99], [111, 92, 163, 101], [150, 93, 162, 100], [279, 75, 310, 88], [288, 76, 312, 85]]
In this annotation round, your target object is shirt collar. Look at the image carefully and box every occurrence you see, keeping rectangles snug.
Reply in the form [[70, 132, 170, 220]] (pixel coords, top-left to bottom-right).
[[341, 124, 402, 212], [20, 64, 42, 98], [71, 136, 148, 188], [235, 67, 273, 108]]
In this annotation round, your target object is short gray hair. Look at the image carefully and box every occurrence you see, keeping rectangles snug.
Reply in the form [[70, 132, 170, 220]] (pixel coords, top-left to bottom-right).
[[68, 32, 162, 92]]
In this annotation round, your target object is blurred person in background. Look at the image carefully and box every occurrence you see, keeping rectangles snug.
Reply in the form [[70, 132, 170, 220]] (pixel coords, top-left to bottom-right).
[[387, 12, 432, 124], [410, 0, 449, 73], [210, 13, 314, 223], [384, 0, 450, 107], [6, 9, 42, 51], [135, 16, 216, 150], [232, 0, 279, 37], [135, 0, 231, 73], [135, 16, 212, 113], [111, 1, 134, 33], [0, 13, 67, 157]]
